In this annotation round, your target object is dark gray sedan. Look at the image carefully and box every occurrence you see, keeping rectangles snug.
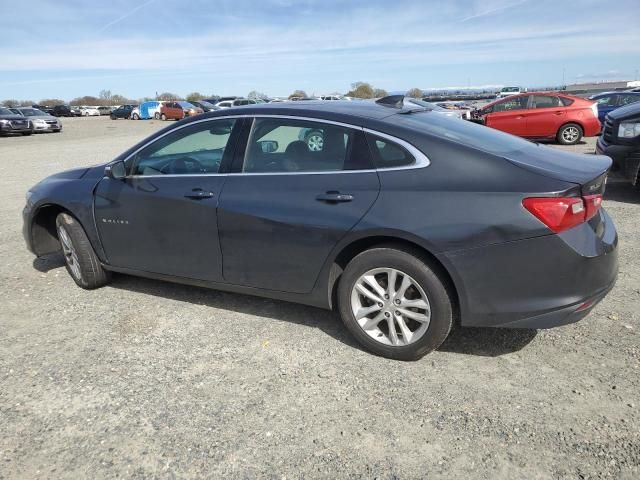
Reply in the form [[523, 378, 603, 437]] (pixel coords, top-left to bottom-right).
[[22, 97, 618, 359], [0, 107, 32, 136]]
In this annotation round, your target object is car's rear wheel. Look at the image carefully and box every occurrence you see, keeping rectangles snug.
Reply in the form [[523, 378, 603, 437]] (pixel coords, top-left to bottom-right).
[[337, 246, 453, 360], [557, 123, 583, 145], [55, 213, 111, 289], [132, 113, 140, 120], [160, 113, 167, 121], [110, 114, 116, 120]]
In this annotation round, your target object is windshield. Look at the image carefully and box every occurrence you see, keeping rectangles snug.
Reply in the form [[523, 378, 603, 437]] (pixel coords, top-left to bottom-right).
[[20, 108, 44, 116], [501, 87, 520, 92], [199, 101, 216, 108], [178, 101, 195, 108], [0, 108, 13, 115]]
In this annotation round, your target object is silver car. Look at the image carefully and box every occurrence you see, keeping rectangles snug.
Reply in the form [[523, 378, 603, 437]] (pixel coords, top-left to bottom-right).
[[402, 98, 464, 119], [16, 107, 62, 133]]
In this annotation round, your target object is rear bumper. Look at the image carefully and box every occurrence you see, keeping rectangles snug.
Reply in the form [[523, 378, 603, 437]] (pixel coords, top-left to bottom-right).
[[583, 117, 602, 137], [442, 208, 618, 329]]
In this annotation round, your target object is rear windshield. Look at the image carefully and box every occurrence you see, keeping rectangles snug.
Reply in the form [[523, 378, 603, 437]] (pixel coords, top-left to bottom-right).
[[395, 111, 537, 156]]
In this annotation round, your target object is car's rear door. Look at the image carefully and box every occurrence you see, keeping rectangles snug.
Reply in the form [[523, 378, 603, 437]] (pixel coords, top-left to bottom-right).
[[484, 95, 530, 136], [526, 95, 565, 137], [217, 116, 380, 293], [94, 117, 241, 281]]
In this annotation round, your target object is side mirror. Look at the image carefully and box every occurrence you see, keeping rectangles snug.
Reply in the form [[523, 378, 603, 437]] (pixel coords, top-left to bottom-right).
[[258, 140, 278, 153], [105, 160, 126, 180]]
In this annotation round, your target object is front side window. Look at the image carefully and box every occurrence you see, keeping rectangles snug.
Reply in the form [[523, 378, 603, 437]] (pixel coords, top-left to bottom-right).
[[243, 118, 353, 173], [492, 95, 528, 112], [130, 119, 236, 176], [532, 95, 562, 108]]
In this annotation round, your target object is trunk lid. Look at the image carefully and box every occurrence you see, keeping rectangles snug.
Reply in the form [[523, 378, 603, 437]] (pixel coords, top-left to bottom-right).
[[502, 144, 611, 186]]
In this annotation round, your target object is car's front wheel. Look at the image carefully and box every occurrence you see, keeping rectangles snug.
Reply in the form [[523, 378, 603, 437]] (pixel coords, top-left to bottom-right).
[[132, 113, 140, 120], [338, 246, 453, 360], [56, 213, 111, 289], [160, 113, 167, 121], [154, 112, 161, 120], [557, 123, 583, 145]]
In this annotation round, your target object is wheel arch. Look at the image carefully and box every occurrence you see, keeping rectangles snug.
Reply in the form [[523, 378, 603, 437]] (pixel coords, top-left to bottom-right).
[[29, 203, 70, 256], [326, 234, 462, 322]]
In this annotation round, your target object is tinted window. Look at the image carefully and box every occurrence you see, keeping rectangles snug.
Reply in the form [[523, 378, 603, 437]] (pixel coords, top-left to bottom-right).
[[492, 96, 528, 112], [366, 134, 415, 169], [0, 108, 12, 115], [131, 119, 236, 176], [532, 95, 562, 108], [243, 118, 353, 173]]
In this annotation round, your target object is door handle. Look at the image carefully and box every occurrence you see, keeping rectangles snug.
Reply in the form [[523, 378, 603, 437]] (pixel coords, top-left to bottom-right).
[[184, 189, 215, 200], [554, 111, 564, 115], [316, 191, 354, 203]]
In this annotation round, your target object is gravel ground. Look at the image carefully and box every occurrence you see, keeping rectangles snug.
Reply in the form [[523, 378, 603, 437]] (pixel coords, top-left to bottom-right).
[[1, 116, 639, 479]]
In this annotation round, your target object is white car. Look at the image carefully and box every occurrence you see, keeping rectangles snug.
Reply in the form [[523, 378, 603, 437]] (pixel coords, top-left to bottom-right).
[[497, 86, 524, 98], [403, 98, 464, 119], [215, 98, 257, 109], [79, 106, 100, 116]]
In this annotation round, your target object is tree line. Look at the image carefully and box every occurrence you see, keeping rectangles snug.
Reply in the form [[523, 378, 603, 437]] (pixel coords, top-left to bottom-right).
[[2, 83, 425, 107]]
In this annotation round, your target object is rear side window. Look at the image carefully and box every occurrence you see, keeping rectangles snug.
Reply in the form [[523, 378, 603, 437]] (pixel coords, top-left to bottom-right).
[[243, 118, 354, 173], [559, 97, 574, 106], [366, 134, 415, 169], [532, 95, 562, 108]]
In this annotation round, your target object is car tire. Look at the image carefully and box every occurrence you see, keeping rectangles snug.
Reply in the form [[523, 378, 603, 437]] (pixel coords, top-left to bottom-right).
[[154, 112, 161, 120], [55, 213, 111, 290], [557, 123, 583, 145], [160, 113, 167, 121], [132, 113, 140, 120], [337, 245, 453, 360], [110, 115, 116, 120], [22, 132, 32, 136]]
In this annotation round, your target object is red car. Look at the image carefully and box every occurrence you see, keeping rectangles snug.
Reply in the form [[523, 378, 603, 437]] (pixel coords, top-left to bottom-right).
[[476, 92, 600, 145], [160, 101, 204, 121]]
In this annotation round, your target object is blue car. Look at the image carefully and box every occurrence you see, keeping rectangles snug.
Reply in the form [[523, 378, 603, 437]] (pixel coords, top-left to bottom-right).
[[590, 91, 640, 123]]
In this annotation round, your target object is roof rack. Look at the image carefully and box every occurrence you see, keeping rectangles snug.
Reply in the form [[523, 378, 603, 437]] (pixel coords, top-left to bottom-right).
[[375, 95, 405, 108]]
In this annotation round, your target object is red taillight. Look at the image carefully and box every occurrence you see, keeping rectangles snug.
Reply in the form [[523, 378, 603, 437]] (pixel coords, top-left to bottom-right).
[[523, 194, 602, 233]]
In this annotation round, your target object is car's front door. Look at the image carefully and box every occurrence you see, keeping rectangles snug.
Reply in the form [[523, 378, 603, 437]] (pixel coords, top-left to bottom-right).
[[94, 117, 240, 281], [217, 116, 380, 293], [484, 95, 530, 136]]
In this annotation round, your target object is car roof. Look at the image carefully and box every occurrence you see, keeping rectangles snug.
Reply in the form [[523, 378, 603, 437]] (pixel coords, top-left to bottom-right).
[[201, 100, 403, 121]]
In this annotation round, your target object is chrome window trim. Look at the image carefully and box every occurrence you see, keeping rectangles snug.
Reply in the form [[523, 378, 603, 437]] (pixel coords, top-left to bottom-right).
[[116, 114, 430, 178]]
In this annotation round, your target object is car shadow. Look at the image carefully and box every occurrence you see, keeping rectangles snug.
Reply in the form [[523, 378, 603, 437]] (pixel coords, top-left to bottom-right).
[[439, 325, 537, 357], [32, 255, 539, 358]]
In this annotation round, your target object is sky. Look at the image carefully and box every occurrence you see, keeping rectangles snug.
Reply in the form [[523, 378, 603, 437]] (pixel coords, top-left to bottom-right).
[[0, 0, 639, 101]]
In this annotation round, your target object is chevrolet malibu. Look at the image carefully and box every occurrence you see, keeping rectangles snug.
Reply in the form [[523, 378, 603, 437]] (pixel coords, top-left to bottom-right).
[[23, 97, 618, 360]]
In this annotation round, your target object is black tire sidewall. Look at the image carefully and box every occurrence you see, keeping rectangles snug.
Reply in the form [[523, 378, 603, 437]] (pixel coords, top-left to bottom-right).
[[55, 213, 110, 289], [338, 247, 453, 361]]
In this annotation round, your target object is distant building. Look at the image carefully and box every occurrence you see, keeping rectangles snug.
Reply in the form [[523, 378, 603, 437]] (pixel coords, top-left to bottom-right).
[[565, 80, 640, 94]]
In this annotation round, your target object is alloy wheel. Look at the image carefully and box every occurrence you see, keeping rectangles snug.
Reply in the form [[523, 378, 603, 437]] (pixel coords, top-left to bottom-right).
[[562, 126, 580, 143], [57, 225, 81, 279], [350, 268, 431, 346]]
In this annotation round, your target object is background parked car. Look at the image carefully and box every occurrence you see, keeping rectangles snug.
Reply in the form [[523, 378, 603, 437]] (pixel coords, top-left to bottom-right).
[[474, 92, 600, 145], [403, 98, 466, 119], [497, 86, 525, 98], [32, 105, 54, 115], [159, 101, 203, 120], [0, 107, 32, 135], [589, 92, 640, 123], [16, 107, 61, 133], [79, 106, 100, 116], [189, 100, 221, 112], [110, 105, 136, 120], [596, 101, 640, 187], [52, 105, 81, 117], [97, 106, 113, 116], [215, 98, 257, 108], [130, 101, 163, 120]]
